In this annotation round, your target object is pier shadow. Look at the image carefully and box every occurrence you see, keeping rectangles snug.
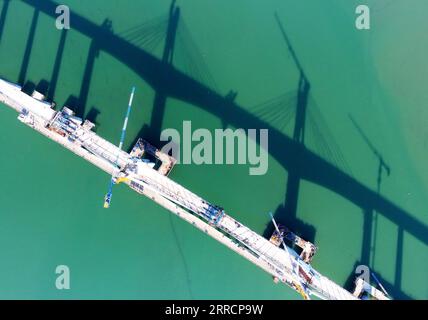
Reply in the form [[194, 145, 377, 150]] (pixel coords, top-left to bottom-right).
[[86, 107, 101, 126], [18, 8, 39, 86], [0, 0, 10, 44], [47, 29, 68, 101], [15, 0, 428, 299], [77, 19, 111, 118], [360, 208, 373, 266], [64, 95, 79, 110], [21, 81, 36, 96], [394, 227, 404, 293], [77, 40, 99, 118], [21, 79, 50, 99], [144, 1, 180, 146]]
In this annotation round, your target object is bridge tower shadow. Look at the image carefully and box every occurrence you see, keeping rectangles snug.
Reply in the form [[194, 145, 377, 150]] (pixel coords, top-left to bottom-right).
[[134, 0, 180, 147], [265, 13, 316, 243], [47, 28, 68, 101]]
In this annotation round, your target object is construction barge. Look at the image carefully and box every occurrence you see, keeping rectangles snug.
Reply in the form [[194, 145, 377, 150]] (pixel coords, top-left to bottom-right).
[[0, 78, 389, 300]]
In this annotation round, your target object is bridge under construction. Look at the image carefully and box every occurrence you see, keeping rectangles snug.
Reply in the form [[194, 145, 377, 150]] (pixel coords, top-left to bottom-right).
[[0, 78, 389, 300]]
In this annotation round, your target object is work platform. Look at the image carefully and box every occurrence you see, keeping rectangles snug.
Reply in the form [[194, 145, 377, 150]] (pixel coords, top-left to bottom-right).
[[0, 77, 390, 301], [130, 138, 176, 176]]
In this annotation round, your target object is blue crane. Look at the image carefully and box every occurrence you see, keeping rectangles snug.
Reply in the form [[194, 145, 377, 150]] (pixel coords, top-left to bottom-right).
[[104, 86, 136, 208]]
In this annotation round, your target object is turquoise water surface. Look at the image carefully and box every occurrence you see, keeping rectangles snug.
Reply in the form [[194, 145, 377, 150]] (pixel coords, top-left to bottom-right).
[[0, 0, 427, 299]]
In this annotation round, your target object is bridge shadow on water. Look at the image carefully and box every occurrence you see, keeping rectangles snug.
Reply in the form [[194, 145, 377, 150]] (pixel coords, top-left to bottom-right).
[[2, 0, 426, 299], [0, 0, 10, 44]]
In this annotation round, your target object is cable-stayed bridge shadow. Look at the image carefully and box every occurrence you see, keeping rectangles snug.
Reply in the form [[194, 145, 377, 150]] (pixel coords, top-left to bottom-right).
[[10, 0, 428, 299], [270, 13, 411, 298]]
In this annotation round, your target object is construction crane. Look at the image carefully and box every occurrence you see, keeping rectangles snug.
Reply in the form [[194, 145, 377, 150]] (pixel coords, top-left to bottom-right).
[[269, 212, 310, 300], [103, 86, 136, 208], [371, 271, 390, 298]]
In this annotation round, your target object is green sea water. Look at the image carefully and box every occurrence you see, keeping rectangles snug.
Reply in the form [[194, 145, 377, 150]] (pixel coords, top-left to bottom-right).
[[0, 0, 427, 299]]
